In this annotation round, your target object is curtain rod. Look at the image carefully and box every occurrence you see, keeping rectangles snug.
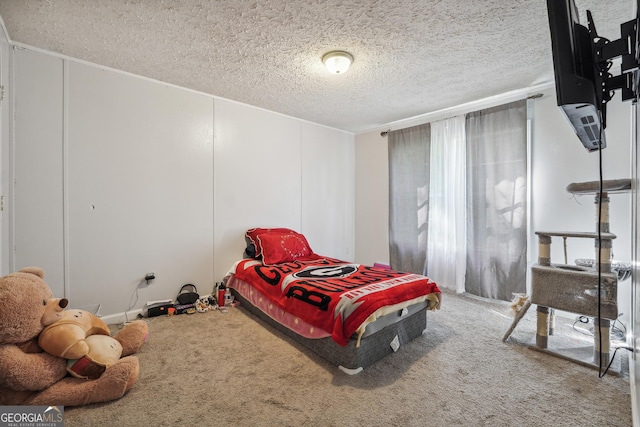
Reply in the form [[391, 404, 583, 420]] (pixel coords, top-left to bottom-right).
[[380, 93, 544, 138], [369, 83, 552, 137]]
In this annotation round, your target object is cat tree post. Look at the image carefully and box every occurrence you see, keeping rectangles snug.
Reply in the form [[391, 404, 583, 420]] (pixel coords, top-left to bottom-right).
[[535, 234, 552, 349], [594, 191, 612, 365]]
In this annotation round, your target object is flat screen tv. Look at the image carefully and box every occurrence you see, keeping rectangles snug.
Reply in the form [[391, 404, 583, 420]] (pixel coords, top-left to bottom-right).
[[546, 0, 605, 151]]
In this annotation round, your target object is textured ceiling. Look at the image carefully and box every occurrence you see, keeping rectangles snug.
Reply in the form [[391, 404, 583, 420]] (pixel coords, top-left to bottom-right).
[[0, 0, 633, 133]]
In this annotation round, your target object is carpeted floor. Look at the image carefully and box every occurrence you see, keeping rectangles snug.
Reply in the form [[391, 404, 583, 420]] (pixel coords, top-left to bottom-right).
[[63, 290, 632, 426]]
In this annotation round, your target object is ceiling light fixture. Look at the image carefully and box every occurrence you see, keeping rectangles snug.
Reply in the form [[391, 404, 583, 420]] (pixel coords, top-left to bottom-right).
[[322, 51, 353, 74]]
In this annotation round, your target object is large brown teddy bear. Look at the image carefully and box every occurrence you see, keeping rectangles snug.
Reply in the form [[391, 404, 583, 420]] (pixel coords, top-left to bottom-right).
[[0, 267, 148, 406]]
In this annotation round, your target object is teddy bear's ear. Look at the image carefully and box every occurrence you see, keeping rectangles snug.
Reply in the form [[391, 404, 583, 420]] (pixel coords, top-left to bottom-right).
[[18, 267, 45, 278]]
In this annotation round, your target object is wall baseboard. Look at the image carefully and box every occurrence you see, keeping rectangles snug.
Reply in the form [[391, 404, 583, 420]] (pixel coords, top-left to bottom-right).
[[100, 308, 144, 326]]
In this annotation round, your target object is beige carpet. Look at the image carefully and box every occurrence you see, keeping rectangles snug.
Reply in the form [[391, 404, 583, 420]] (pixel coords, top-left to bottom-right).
[[63, 290, 632, 426]]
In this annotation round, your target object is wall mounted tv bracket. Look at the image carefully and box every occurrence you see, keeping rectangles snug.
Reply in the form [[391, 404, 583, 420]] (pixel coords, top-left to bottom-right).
[[588, 9, 639, 130]]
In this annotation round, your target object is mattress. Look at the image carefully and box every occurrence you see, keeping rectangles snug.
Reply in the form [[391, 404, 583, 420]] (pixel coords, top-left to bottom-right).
[[228, 257, 440, 346]]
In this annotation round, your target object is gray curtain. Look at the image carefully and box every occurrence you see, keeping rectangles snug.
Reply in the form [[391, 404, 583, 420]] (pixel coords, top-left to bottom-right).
[[388, 124, 431, 274], [465, 100, 527, 300]]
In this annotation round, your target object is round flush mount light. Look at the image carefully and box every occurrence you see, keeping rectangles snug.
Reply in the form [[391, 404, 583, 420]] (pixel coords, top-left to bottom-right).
[[322, 51, 354, 74]]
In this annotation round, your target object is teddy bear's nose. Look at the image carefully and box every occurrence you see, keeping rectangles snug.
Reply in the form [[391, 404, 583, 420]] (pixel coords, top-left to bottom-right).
[[59, 298, 69, 309]]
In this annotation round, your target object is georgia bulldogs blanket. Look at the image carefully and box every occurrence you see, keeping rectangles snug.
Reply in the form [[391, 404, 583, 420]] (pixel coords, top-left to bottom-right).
[[229, 257, 441, 346]]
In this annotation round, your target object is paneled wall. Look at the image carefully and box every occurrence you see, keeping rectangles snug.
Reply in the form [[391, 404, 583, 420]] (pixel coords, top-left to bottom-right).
[[632, 97, 640, 427], [12, 48, 215, 316], [9, 47, 355, 321], [213, 99, 302, 277], [65, 62, 215, 316], [13, 49, 65, 297], [0, 27, 9, 275], [353, 130, 389, 266], [300, 122, 354, 261], [212, 100, 355, 278]]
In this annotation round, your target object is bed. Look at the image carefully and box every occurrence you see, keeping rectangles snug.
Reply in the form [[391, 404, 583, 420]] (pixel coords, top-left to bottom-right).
[[223, 228, 442, 374]]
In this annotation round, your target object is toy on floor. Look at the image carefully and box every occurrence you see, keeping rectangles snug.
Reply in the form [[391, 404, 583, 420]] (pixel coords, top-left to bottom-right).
[[66, 335, 124, 379], [0, 267, 148, 406], [509, 293, 530, 317], [502, 293, 532, 343]]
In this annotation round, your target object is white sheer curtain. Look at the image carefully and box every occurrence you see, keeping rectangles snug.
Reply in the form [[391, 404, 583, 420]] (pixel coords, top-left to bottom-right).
[[426, 116, 466, 293]]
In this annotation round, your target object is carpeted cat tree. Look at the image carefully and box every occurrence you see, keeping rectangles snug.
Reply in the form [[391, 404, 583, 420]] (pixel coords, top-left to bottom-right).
[[530, 178, 631, 369]]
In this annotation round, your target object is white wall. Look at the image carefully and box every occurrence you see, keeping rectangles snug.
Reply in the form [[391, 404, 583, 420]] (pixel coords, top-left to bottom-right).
[[212, 99, 302, 278], [65, 61, 215, 317], [632, 97, 640, 427], [530, 89, 631, 263], [12, 48, 65, 297], [353, 130, 389, 265], [354, 89, 633, 321], [212, 100, 355, 279], [8, 46, 355, 321], [11, 48, 216, 318], [0, 25, 10, 277], [300, 122, 355, 261]]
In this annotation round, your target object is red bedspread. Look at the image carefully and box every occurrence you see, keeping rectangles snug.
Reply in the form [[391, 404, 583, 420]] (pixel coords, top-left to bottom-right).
[[229, 256, 441, 346]]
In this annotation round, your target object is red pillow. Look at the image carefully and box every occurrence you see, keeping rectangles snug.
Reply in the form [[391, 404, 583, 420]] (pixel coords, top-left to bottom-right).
[[246, 228, 296, 258], [256, 231, 314, 265]]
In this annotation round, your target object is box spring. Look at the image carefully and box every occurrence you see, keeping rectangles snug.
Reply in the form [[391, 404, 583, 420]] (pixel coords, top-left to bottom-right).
[[230, 287, 428, 374]]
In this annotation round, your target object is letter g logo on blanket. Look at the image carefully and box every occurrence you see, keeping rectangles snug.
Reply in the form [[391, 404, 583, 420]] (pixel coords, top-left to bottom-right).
[[292, 265, 359, 279]]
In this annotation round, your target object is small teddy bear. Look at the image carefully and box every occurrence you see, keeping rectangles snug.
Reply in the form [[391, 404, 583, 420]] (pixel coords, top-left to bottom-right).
[[509, 293, 530, 317], [0, 267, 148, 406]]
